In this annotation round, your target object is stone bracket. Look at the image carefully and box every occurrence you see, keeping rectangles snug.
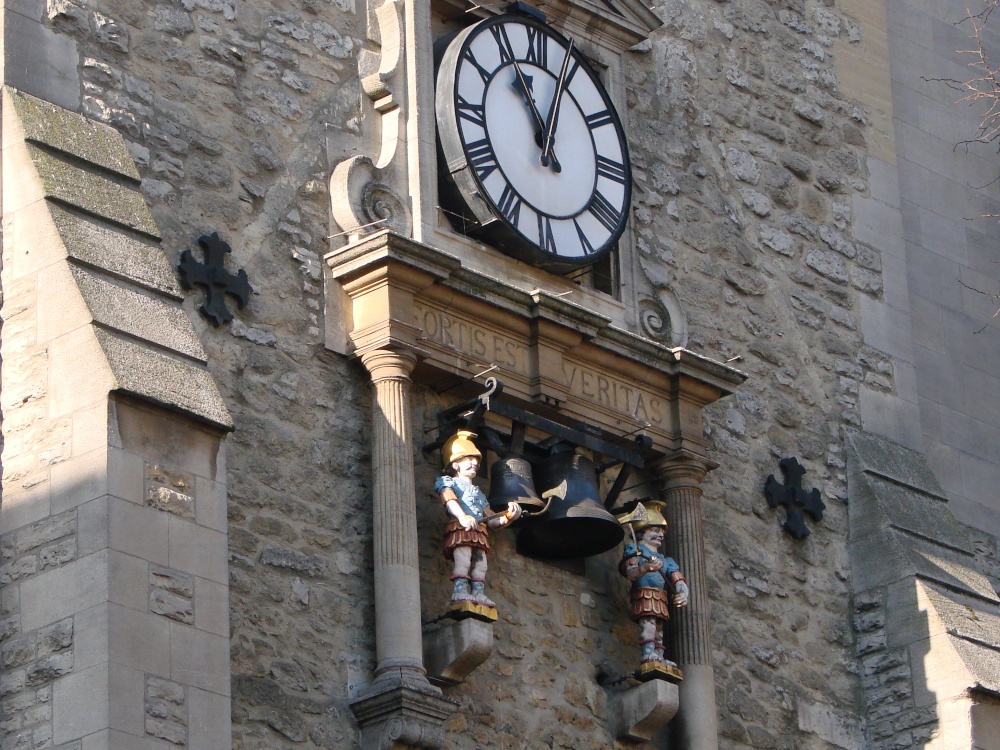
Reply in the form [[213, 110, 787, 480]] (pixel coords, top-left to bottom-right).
[[350, 684, 458, 750], [608, 679, 679, 742], [423, 618, 494, 688]]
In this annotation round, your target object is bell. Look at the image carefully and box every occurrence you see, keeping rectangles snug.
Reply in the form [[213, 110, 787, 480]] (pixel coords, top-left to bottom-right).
[[517, 449, 625, 559], [488, 455, 546, 513]]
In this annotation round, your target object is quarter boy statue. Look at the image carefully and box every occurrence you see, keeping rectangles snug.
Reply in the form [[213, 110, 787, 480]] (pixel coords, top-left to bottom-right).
[[436, 430, 521, 611], [619, 500, 689, 671]]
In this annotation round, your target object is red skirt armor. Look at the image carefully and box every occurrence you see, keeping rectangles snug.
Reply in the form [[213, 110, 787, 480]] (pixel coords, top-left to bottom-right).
[[630, 587, 671, 622], [443, 519, 490, 560]]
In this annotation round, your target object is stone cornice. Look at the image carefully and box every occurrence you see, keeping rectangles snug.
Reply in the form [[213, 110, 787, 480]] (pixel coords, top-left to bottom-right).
[[325, 230, 746, 461]]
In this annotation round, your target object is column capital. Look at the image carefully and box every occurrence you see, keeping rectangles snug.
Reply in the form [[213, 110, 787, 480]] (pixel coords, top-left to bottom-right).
[[647, 453, 713, 492], [360, 348, 418, 382]]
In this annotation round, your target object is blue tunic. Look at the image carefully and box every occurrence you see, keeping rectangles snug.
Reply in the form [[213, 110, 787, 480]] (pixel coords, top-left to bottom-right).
[[435, 475, 489, 520], [622, 542, 679, 590]]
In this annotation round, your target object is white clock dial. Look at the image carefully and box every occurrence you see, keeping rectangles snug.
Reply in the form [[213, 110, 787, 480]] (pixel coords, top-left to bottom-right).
[[436, 14, 632, 271]]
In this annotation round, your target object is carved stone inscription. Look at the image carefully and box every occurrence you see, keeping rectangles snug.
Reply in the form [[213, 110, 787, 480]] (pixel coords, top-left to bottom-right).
[[414, 302, 529, 375], [562, 361, 667, 426]]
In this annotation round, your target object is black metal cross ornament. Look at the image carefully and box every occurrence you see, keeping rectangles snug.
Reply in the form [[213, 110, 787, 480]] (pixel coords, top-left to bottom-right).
[[764, 457, 825, 540], [178, 233, 251, 327]]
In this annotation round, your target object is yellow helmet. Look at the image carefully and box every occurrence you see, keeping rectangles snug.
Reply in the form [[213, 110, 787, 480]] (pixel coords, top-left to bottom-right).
[[627, 499, 668, 533], [442, 430, 482, 468]]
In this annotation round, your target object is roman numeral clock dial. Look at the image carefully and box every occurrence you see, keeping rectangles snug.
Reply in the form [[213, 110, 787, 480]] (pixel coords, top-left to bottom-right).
[[435, 13, 632, 272]]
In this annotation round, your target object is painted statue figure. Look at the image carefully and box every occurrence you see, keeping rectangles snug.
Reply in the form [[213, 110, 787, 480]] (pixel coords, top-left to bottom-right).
[[436, 430, 521, 609], [619, 500, 689, 666]]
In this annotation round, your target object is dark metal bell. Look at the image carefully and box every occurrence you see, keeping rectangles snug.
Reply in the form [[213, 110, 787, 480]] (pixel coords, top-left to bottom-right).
[[488, 455, 545, 513], [517, 450, 624, 559]]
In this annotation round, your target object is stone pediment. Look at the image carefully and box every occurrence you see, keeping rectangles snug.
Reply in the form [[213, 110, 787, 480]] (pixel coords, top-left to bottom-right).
[[533, 0, 663, 51], [434, 0, 661, 51]]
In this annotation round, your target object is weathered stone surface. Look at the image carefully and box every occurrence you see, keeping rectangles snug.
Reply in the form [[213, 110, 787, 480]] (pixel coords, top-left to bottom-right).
[[94, 329, 232, 430], [51, 205, 181, 297], [7, 88, 140, 180], [150, 589, 194, 623], [259, 546, 325, 577], [146, 486, 195, 518], [71, 266, 207, 362], [27, 146, 157, 237]]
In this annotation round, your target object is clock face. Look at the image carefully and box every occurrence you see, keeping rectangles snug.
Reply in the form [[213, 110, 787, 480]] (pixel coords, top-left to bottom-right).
[[436, 14, 632, 271]]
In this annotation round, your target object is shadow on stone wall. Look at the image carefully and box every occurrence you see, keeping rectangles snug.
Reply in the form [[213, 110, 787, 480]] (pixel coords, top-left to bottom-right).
[[847, 429, 1000, 749]]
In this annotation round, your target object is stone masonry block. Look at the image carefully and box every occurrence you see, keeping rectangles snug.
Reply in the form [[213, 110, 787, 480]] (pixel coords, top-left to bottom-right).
[[108, 497, 168, 566], [26, 650, 74, 686], [108, 550, 149, 613], [149, 589, 194, 624], [187, 686, 230, 750], [77, 497, 109, 559], [0, 554, 39, 585], [39, 537, 77, 570], [35, 261, 93, 346], [2, 635, 37, 670], [109, 663, 144, 737], [166, 517, 226, 585], [20, 551, 108, 632], [0, 483, 52, 539], [38, 619, 73, 656], [193, 578, 229, 638], [114, 400, 226, 480], [97, 331, 232, 433], [147, 677, 185, 706], [51, 447, 108, 513], [797, 700, 865, 749], [423, 618, 492, 687], [108, 604, 170, 678], [70, 399, 112, 462], [145, 487, 194, 519], [1, 197, 65, 289], [193, 476, 226, 533], [102, 727, 176, 749], [609, 679, 679, 742], [47, 328, 116, 421], [53, 663, 110, 745], [12, 510, 75, 555], [149, 566, 193, 598], [73, 605, 109, 674], [0, 614, 21, 643], [169, 623, 229, 697], [107, 448, 144, 506], [144, 465, 194, 495]]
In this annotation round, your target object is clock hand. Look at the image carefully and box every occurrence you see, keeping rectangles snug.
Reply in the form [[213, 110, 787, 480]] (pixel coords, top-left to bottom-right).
[[509, 59, 562, 172], [540, 38, 574, 173]]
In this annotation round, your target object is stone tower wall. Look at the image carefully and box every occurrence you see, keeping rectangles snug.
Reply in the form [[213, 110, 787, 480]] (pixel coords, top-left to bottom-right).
[[6, 0, 997, 749]]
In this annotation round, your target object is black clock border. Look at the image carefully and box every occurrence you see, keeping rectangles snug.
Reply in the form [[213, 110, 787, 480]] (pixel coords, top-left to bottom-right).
[[435, 13, 633, 273]]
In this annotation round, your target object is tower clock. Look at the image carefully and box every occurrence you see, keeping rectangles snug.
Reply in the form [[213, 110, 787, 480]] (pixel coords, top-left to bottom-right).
[[435, 13, 633, 272]]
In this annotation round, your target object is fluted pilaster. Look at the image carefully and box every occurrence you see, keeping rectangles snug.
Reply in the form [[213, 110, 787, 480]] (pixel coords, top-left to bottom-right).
[[650, 456, 718, 750], [360, 348, 426, 683], [350, 348, 457, 749]]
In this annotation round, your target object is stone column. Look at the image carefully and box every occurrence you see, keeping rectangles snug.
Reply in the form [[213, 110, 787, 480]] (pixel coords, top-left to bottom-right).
[[651, 456, 718, 750], [360, 348, 426, 685], [351, 348, 457, 749]]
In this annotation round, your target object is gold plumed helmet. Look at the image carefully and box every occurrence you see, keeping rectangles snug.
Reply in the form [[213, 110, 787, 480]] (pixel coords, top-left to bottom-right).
[[621, 500, 668, 533], [442, 430, 482, 468]]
